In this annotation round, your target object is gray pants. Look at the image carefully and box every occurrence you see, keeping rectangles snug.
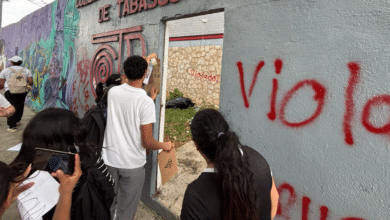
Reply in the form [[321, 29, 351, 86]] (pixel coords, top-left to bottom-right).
[[107, 165, 145, 220]]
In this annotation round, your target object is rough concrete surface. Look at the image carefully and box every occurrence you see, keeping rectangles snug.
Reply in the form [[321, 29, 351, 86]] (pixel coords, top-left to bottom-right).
[[156, 141, 206, 217], [0, 106, 163, 220]]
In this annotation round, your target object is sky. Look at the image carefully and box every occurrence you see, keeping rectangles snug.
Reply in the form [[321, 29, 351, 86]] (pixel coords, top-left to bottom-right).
[[2, 0, 55, 27]]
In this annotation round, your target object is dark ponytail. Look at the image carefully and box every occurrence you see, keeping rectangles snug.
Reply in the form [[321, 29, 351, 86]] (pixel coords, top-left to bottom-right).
[[190, 109, 257, 220]]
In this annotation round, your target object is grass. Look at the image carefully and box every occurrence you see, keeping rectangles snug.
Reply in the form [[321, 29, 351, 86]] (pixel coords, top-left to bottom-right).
[[164, 104, 218, 148]]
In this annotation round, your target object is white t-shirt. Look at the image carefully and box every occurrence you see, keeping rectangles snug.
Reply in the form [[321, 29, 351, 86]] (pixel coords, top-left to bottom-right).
[[0, 93, 11, 108], [102, 84, 156, 169], [0, 66, 32, 92]]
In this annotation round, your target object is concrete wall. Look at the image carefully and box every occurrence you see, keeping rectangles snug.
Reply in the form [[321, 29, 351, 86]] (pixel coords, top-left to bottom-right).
[[1, 0, 389, 219]]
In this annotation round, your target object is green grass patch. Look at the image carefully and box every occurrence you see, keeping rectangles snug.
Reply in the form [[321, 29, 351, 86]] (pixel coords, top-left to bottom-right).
[[164, 104, 219, 148]]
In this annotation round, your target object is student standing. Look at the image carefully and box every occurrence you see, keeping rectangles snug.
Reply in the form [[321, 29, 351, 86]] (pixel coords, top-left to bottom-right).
[[102, 55, 173, 220], [181, 109, 279, 220], [0, 56, 32, 132]]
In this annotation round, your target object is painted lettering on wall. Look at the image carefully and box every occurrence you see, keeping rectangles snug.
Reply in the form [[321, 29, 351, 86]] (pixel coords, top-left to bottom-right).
[[277, 182, 365, 220], [116, 0, 179, 18], [75, 0, 97, 8], [188, 69, 220, 85], [237, 60, 390, 146]]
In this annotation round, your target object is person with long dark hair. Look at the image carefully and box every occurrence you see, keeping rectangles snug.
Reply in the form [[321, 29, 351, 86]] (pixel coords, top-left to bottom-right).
[[95, 73, 123, 104], [11, 108, 114, 219], [0, 155, 82, 220], [181, 109, 279, 220]]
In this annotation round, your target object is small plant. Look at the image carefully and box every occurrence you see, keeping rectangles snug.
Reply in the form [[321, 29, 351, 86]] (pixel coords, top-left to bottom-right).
[[167, 88, 183, 101], [164, 103, 219, 148]]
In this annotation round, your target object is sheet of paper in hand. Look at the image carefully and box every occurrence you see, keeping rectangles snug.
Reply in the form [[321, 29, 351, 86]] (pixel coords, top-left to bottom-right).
[[17, 171, 60, 220]]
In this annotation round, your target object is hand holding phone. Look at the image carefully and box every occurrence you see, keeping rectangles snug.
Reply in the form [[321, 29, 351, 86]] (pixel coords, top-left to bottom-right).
[[32, 148, 75, 175]]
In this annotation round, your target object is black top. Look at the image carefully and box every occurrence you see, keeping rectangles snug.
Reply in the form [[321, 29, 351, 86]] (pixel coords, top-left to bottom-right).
[[181, 146, 273, 220]]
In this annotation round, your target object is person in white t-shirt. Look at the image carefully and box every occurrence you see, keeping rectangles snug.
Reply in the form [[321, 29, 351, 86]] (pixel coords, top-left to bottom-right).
[[102, 55, 173, 220], [0, 93, 15, 117], [0, 56, 33, 132]]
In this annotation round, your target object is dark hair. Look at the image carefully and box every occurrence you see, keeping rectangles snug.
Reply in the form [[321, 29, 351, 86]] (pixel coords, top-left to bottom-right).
[[95, 73, 122, 103], [11, 108, 96, 172], [0, 161, 27, 208], [11, 61, 22, 66], [190, 109, 257, 220], [123, 55, 148, 80]]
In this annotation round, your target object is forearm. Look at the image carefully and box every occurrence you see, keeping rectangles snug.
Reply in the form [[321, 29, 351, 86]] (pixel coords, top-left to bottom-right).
[[142, 138, 166, 151], [53, 193, 72, 220], [0, 106, 15, 117]]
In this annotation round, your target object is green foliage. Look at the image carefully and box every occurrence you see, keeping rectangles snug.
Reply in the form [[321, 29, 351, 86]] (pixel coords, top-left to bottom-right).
[[167, 88, 184, 101], [164, 104, 219, 148]]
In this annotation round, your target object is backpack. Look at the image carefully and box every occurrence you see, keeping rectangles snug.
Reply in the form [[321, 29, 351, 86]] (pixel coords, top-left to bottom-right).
[[8, 67, 28, 94], [42, 166, 116, 220], [81, 84, 116, 148], [71, 167, 115, 220]]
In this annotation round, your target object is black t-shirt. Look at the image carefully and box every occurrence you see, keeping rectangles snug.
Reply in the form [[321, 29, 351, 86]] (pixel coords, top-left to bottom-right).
[[181, 146, 273, 220]]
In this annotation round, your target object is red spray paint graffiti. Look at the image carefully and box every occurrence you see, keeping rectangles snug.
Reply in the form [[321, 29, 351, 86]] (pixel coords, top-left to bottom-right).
[[279, 80, 326, 127], [277, 183, 297, 220], [268, 59, 283, 120], [188, 69, 220, 85], [343, 62, 361, 145], [237, 60, 390, 145], [277, 182, 365, 220], [236, 61, 265, 108], [362, 94, 390, 134]]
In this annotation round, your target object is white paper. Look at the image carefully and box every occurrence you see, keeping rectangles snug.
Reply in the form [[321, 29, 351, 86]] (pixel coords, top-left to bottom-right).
[[143, 65, 153, 85], [7, 142, 22, 151], [17, 171, 60, 220]]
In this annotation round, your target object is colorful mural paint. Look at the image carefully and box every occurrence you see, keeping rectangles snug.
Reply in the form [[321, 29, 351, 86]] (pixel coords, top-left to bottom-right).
[[0, 0, 79, 112]]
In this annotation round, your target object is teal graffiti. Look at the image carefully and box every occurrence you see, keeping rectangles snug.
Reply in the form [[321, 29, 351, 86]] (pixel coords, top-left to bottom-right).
[[22, 0, 79, 112]]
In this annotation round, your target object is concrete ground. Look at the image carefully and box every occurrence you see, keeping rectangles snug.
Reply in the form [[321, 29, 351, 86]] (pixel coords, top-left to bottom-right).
[[0, 106, 163, 220]]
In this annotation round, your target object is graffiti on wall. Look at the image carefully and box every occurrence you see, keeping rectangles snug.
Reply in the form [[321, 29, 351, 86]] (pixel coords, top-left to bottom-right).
[[237, 59, 390, 146], [277, 182, 365, 220], [72, 25, 147, 115], [15, 0, 80, 111], [188, 69, 220, 85]]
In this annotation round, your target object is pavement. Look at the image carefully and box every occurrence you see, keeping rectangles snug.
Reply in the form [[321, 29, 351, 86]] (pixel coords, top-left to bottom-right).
[[0, 105, 163, 220]]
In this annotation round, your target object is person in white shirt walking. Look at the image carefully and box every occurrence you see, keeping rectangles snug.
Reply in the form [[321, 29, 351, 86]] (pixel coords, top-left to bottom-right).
[[102, 55, 173, 220], [0, 56, 32, 132]]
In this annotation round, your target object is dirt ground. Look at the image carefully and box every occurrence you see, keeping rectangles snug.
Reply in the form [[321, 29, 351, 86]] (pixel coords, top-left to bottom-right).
[[155, 141, 207, 217], [0, 106, 163, 220]]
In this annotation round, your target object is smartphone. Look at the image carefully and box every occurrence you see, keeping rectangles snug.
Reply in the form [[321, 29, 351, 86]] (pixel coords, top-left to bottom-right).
[[32, 148, 75, 175]]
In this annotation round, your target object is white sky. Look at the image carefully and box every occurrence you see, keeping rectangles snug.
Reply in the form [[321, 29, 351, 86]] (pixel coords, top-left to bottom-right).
[[2, 0, 56, 27]]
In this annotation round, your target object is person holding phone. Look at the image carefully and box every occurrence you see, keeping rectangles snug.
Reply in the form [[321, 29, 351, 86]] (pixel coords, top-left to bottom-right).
[[11, 108, 115, 220], [0, 154, 82, 220]]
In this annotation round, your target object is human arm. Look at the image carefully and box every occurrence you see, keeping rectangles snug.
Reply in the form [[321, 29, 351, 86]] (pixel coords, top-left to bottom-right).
[[270, 177, 279, 219], [0, 105, 15, 117], [51, 154, 82, 220], [27, 76, 33, 87], [150, 85, 158, 101], [141, 123, 173, 151], [0, 165, 35, 218]]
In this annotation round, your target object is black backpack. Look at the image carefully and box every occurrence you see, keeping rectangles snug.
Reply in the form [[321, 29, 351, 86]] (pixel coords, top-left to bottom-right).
[[82, 85, 116, 148], [71, 166, 115, 220]]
